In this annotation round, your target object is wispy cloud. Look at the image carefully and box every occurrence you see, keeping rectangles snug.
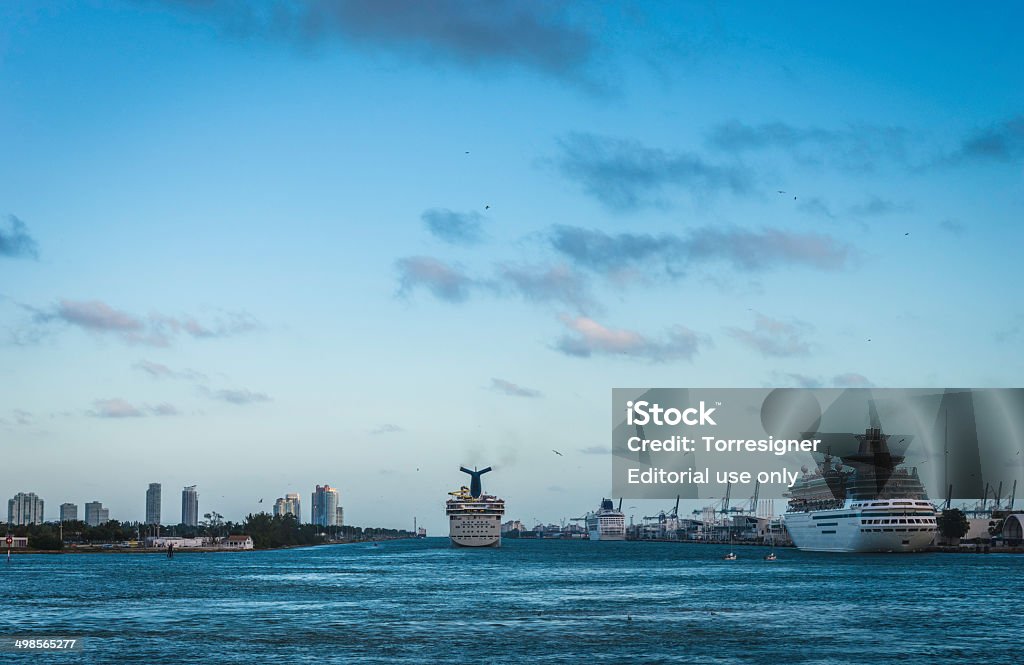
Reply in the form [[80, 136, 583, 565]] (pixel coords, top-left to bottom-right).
[[2, 409, 34, 427], [555, 315, 707, 362], [24, 299, 260, 347], [177, 311, 262, 339], [555, 132, 751, 211], [848, 196, 909, 217], [943, 115, 1024, 164], [205, 388, 271, 405], [832, 373, 874, 388], [685, 227, 850, 271], [90, 398, 179, 419], [771, 372, 873, 388], [159, 0, 596, 82], [396, 256, 478, 303], [797, 197, 837, 220], [133, 359, 208, 382], [0, 215, 39, 260], [550, 225, 851, 275], [422, 208, 486, 245], [707, 120, 910, 171], [497, 263, 593, 313], [727, 313, 813, 358], [370, 423, 404, 435], [938, 219, 966, 236], [489, 378, 542, 398]]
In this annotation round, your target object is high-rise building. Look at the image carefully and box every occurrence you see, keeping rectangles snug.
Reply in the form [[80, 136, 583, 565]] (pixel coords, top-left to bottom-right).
[[8, 492, 44, 525], [84, 501, 110, 527], [311, 485, 339, 527], [273, 492, 302, 521], [146, 483, 161, 525], [60, 503, 78, 522], [335, 506, 344, 527], [181, 485, 198, 526]]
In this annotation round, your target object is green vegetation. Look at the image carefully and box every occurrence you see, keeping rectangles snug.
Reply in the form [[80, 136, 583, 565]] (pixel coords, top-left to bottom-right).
[[240, 512, 411, 549], [937, 508, 970, 540], [5, 514, 411, 550]]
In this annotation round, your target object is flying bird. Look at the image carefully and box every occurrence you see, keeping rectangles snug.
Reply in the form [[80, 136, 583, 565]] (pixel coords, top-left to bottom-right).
[[905, 232, 910, 236], [552, 449, 563, 456], [485, 205, 490, 209], [777, 190, 786, 194], [793, 196, 797, 200], [258, 498, 263, 503]]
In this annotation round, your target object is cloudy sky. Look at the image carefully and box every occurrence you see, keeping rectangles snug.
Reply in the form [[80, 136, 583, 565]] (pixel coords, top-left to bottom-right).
[[2, 2, 1022, 532]]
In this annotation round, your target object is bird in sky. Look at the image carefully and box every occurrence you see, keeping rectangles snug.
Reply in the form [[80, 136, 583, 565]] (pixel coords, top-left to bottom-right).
[[485, 204, 490, 209], [552, 449, 563, 456], [777, 190, 785, 194], [258, 498, 263, 503]]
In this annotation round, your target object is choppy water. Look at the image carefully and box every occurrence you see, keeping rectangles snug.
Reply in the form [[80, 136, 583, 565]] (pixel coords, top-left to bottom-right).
[[0, 539, 1020, 663]]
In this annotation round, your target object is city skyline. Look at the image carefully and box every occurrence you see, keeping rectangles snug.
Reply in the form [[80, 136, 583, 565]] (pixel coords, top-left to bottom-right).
[[2, 3, 1022, 534], [5, 482, 348, 528]]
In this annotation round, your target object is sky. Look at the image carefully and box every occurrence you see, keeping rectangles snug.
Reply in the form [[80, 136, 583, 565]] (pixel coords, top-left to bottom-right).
[[2, 1, 1022, 533]]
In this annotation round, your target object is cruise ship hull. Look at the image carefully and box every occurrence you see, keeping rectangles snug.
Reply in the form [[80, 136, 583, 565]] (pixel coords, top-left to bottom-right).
[[448, 514, 501, 547], [785, 502, 936, 553], [585, 500, 626, 541]]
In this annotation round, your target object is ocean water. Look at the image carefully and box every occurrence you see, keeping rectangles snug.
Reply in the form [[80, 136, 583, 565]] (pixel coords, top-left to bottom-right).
[[0, 539, 1020, 664]]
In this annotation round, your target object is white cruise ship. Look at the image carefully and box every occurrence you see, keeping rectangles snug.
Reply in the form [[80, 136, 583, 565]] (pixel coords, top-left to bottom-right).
[[784, 413, 936, 553], [585, 498, 626, 541], [446, 466, 505, 548]]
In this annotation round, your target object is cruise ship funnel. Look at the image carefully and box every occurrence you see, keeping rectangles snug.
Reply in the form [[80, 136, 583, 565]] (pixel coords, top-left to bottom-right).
[[460, 466, 492, 498]]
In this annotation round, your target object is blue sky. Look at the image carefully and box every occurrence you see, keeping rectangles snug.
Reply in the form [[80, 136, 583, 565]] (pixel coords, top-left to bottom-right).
[[2, 1, 1022, 532]]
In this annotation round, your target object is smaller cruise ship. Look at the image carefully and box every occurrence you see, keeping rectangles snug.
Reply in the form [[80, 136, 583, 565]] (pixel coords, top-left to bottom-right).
[[446, 466, 505, 548], [585, 498, 626, 541]]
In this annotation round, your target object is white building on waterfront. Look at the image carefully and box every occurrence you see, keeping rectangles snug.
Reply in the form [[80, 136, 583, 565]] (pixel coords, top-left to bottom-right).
[[8, 492, 44, 525], [221, 535, 254, 549]]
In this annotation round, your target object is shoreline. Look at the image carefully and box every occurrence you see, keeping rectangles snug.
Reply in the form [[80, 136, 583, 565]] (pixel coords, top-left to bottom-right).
[[5, 536, 415, 555]]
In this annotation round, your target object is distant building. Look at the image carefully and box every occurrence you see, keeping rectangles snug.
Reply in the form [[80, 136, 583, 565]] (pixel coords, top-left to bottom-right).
[[222, 535, 254, 550], [8, 492, 44, 525], [60, 503, 78, 522], [311, 485, 339, 527], [1002, 514, 1024, 544], [146, 537, 208, 549], [7, 536, 29, 548], [273, 492, 302, 521], [146, 483, 161, 525], [501, 519, 526, 534], [181, 485, 198, 526], [335, 506, 344, 527], [84, 501, 110, 527]]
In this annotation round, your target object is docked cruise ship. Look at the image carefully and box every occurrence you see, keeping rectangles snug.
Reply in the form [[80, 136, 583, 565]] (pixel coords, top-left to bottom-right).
[[784, 410, 937, 553], [585, 498, 626, 541], [446, 466, 505, 548]]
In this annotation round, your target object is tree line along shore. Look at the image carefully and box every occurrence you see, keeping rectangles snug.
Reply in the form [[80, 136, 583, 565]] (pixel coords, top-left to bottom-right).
[[5, 512, 413, 552]]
